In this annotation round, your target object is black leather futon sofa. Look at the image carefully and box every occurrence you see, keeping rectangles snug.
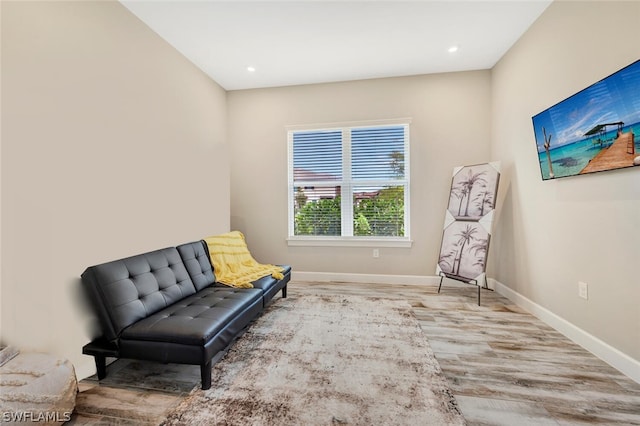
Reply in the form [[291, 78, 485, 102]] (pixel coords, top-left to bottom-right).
[[81, 240, 290, 389]]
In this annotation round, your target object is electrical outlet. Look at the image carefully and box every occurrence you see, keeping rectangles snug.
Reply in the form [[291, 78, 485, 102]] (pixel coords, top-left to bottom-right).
[[578, 281, 588, 300], [373, 249, 380, 258]]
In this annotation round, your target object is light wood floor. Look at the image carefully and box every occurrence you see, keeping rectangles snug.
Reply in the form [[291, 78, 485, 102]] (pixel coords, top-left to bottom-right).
[[71, 281, 640, 425]]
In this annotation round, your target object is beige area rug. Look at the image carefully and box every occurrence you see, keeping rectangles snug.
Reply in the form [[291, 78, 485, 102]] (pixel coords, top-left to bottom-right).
[[162, 294, 466, 425]]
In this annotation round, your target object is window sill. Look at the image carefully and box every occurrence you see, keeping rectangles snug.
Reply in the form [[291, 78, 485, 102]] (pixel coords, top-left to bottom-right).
[[286, 237, 413, 248]]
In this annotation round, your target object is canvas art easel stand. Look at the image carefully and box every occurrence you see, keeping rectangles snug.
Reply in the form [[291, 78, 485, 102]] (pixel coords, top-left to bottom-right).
[[437, 272, 492, 306], [436, 162, 500, 306]]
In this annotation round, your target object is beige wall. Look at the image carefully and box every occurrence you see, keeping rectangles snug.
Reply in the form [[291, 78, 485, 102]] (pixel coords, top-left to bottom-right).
[[491, 1, 640, 360], [227, 72, 491, 275], [1, 1, 229, 378]]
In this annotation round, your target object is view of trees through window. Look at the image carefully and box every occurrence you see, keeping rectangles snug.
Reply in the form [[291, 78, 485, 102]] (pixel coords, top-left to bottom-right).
[[294, 184, 405, 237]]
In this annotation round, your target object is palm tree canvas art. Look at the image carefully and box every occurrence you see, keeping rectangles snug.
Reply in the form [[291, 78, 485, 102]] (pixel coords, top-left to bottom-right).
[[437, 162, 500, 289], [438, 221, 490, 283], [446, 163, 500, 221]]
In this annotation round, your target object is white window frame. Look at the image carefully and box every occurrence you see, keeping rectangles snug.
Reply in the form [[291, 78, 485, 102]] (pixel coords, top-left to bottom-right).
[[287, 118, 412, 248]]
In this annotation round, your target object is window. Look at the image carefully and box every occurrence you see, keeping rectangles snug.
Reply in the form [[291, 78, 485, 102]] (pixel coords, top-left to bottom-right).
[[287, 119, 410, 247]]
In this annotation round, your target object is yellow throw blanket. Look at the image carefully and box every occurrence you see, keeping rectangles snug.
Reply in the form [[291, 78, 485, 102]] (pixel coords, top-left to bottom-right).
[[204, 231, 284, 289]]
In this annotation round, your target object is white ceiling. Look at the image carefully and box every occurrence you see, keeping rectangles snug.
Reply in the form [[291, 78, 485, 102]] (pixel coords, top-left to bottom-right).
[[121, 1, 552, 91]]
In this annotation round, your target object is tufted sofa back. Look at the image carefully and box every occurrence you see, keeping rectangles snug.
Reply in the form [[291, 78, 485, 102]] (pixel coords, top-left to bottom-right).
[[176, 241, 216, 291], [82, 247, 197, 342]]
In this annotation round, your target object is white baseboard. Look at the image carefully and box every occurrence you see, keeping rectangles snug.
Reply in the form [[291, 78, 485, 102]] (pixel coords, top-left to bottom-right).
[[293, 271, 491, 288], [491, 278, 640, 385], [292, 271, 639, 384], [292, 271, 441, 286]]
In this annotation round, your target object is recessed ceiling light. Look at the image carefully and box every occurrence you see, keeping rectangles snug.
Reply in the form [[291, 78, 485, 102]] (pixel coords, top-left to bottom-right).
[[448, 46, 459, 53], [247, 66, 256, 72]]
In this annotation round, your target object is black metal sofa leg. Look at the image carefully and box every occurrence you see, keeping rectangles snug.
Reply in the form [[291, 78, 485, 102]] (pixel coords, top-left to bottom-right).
[[282, 285, 287, 298], [201, 361, 212, 390]]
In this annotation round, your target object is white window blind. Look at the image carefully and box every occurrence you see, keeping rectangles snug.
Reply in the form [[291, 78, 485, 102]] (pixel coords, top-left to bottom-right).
[[288, 120, 410, 244]]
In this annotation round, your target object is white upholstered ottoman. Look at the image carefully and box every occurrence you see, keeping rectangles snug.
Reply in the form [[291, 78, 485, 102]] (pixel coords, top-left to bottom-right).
[[0, 348, 77, 424]]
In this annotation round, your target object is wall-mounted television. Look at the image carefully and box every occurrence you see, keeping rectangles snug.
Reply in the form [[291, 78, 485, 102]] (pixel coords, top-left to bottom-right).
[[532, 59, 640, 180]]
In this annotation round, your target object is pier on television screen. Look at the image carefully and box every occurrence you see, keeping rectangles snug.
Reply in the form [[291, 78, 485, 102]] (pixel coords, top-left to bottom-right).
[[532, 59, 640, 181]]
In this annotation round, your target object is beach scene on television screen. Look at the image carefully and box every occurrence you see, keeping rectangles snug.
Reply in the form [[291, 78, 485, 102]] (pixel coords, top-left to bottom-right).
[[532, 60, 640, 180]]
